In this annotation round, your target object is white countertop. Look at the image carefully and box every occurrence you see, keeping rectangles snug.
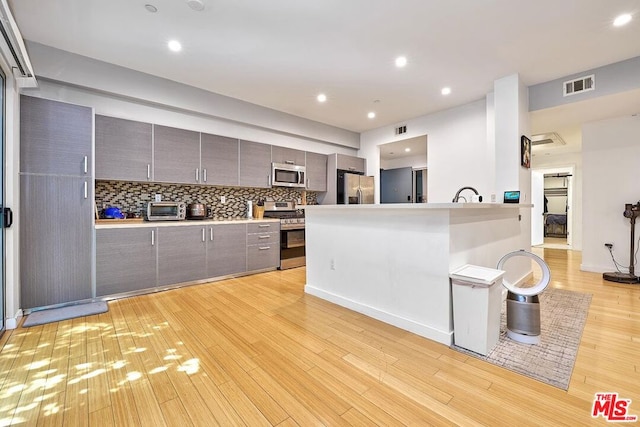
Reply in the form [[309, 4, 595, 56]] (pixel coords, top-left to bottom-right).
[[302, 202, 533, 210], [95, 218, 280, 229]]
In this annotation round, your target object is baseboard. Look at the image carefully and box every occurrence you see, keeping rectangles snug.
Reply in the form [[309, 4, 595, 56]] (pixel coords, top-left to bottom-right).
[[5, 309, 23, 329], [304, 284, 453, 346]]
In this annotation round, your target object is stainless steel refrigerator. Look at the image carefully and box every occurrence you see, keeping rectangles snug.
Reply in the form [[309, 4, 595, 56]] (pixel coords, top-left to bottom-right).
[[344, 173, 374, 204]]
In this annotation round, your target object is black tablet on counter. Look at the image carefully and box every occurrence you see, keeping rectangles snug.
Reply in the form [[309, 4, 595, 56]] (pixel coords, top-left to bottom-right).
[[504, 191, 520, 203]]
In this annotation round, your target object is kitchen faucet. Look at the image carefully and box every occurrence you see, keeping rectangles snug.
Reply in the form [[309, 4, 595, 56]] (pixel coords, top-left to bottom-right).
[[452, 186, 481, 203]]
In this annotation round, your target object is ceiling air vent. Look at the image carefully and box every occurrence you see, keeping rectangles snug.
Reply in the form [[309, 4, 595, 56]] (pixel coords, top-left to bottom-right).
[[563, 74, 594, 97], [531, 132, 566, 147], [395, 125, 407, 135]]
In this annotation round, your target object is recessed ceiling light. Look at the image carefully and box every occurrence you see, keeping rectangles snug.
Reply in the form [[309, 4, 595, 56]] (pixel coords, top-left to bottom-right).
[[404, 148, 411, 152], [168, 40, 182, 52], [317, 93, 327, 103], [144, 4, 158, 13], [395, 56, 407, 68], [441, 87, 451, 95], [187, 0, 205, 12], [367, 112, 376, 119], [613, 13, 632, 27]]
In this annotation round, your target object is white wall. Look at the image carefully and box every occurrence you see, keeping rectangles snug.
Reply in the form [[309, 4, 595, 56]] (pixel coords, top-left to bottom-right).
[[360, 99, 489, 203], [582, 115, 640, 272]]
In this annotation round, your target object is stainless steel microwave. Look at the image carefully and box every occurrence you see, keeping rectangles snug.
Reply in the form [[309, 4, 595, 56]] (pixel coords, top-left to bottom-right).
[[146, 201, 186, 221], [272, 162, 306, 188]]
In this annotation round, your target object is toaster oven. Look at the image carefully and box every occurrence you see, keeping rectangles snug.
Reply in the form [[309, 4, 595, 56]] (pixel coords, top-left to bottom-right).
[[146, 201, 186, 221]]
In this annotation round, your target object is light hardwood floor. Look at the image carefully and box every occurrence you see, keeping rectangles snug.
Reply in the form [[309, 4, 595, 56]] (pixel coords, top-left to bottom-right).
[[1, 248, 639, 426]]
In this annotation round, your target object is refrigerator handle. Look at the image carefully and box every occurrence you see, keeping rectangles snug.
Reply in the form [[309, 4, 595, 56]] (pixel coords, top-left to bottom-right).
[[357, 188, 362, 204]]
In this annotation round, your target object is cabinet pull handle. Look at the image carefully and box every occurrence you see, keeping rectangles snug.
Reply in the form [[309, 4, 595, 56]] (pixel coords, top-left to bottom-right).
[[258, 224, 270, 228], [151, 230, 155, 246], [83, 156, 88, 174], [258, 246, 270, 250], [83, 181, 88, 199], [348, 167, 356, 171], [203, 168, 207, 183], [195, 168, 199, 182], [285, 160, 294, 165], [202, 228, 206, 242], [147, 164, 151, 180], [258, 235, 270, 239], [268, 174, 271, 186], [210, 227, 213, 241]]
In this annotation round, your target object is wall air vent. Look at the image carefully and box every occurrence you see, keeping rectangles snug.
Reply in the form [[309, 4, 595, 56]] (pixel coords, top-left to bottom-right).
[[395, 125, 407, 135], [563, 74, 594, 97]]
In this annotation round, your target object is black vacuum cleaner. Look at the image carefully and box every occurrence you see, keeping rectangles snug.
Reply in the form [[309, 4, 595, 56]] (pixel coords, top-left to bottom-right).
[[603, 202, 640, 284]]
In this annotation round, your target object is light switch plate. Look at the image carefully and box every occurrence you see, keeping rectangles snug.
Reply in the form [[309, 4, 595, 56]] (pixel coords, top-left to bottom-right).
[[155, 194, 162, 202]]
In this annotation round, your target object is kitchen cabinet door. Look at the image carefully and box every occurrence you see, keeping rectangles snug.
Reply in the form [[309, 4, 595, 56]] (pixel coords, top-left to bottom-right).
[[96, 228, 158, 296], [207, 223, 247, 277], [247, 221, 280, 271], [239, 140, 271, 188], [336, 154, 366, 173], [272, 146, 305, 166], [95, 115, 153, 182], [154, 125, 201, 184], [20, 175, 92, 309], [201, 133, 239, 186], [157, 226, 207, 286], [20, 95, 92, 177], [305, 152, 327, 192]]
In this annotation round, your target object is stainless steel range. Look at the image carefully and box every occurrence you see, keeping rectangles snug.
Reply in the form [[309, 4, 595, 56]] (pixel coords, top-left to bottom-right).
[[263, 201, 305, 269]]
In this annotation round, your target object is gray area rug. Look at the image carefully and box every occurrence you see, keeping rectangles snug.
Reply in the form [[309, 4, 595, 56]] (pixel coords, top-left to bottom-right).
[[23, 301, 109, 327], [453, 288, 592, 390]]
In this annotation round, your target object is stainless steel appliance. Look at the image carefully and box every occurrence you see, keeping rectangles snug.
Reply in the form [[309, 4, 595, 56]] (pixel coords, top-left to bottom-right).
[[272, 163, 306, 188], [263, 200, 305, 269], [337, 170, 374, 204], [186, 203, 207, 220], [146, 201, 186, 221]]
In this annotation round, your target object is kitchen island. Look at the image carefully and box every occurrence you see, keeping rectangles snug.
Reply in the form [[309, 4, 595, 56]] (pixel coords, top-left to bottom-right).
[[303, 203, 532, 345]]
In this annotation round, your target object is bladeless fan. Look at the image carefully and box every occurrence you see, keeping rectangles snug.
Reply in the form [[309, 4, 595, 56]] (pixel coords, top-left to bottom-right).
[[603, 202, 640, 284]]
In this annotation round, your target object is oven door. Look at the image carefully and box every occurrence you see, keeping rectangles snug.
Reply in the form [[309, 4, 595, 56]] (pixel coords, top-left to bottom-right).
[[280, 227, 305, 269], [281, 228, 305, 248]]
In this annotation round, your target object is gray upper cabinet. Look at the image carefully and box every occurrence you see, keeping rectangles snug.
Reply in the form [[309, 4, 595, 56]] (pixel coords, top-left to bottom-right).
[[201, 133, 239, 187], [272, 146, 305, 166], [336, 154, 366, 173], [305, 152, 327, 192], [20, 175, 93, 309], [207, 223, 247, 277], [157, 226, 207, 286], [95, 115, 153, 182], [20, 95, 92, 176], [96, 228, 157, 296], [154, 125, 201, 184], [239, 140, 271, 188]]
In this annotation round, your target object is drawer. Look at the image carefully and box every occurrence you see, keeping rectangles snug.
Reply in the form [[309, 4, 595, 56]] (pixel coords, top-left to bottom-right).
[[248, 222, 280, 234], [247, 232, 279, 246], [247, 244, 279, 271]]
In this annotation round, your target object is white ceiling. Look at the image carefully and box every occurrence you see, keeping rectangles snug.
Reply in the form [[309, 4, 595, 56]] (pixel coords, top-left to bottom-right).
[[8, 0, 640, 136], [379, 136, 427, 161]]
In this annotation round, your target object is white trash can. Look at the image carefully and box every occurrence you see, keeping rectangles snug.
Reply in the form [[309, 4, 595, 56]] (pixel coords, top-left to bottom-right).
[[450, 264, 505, 355]]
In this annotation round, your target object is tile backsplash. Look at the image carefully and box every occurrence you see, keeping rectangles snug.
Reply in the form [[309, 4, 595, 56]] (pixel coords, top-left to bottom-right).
[[95, 180, 318, 218]]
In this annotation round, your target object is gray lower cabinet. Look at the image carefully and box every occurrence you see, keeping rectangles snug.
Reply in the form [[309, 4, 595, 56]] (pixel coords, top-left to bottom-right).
[[95, 115, 153, 182], [20, 175, 93, 309], [207, 223, 247, 277], [96, 228, 157, 296], [272, 146, 305, 166], [201, 133, 239, 186], [305, 152, 327, 191], [154, 125, 201, 184], [239, 140, 271, 188], [157, 226, 207, 286], [247, 222, 280, 271]]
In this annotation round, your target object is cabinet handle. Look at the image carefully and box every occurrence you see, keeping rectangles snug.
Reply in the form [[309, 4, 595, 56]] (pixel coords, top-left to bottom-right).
[[83, 181, 88, 199], [348, 167, 356, 171], [151, 230, 155, 246], [147, 164, 151, 180], [258, 224, 270, 228], [195, 168, 199, 182], [202, 228, 206, 242], [268, 174, 271, 186], [83, 156, 88, 174], [258, 235, 270, 239], [285, 160, 294, 165], [307, 178, 310, 188], [258, 246, 270, 250], [203, 168, 207, 183], [210, 227, 213, 241]]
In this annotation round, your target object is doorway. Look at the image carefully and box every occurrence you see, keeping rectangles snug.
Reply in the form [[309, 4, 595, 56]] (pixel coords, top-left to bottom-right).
[[532, 166, 574, 250], [0, 70, 5, 335]]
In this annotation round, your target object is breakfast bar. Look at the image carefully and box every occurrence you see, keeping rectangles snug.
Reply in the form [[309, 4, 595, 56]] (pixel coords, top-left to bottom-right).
[[303, 203, 532, 345]]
